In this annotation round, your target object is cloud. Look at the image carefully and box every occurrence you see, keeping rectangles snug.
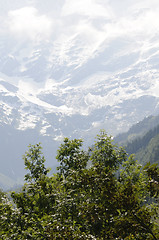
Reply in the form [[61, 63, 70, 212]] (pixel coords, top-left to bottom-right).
[[60, 0, 159, 46], [90, 0, 159, 49], [8, 7, 52, 42], [115, 9, 159, 41], [3, 1, 159, 72], [62, 0, 113, 19], [6, 1, 159, 47]]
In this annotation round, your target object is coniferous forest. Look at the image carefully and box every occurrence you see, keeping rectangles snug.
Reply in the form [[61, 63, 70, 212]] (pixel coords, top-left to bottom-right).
[[0, 131, 159, 239]]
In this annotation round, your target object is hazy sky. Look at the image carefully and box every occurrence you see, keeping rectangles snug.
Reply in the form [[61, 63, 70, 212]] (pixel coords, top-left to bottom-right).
[[1, 0, 159, 46]]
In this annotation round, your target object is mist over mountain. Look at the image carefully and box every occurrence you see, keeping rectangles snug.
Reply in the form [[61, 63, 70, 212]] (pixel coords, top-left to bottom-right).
[[1, 0, 159, 188]]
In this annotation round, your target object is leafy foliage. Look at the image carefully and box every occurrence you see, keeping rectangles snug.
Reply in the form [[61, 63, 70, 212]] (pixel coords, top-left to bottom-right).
[[0, 132, 159, 239]]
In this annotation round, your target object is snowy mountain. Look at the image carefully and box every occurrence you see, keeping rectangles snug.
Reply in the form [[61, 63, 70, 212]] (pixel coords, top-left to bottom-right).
[[1, 0, 159, 188]]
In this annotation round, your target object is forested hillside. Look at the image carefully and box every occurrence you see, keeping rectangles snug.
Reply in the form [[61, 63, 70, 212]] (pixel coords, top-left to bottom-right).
[[115, 115, 159, 165], [115, 115, 159, 144], [0, 131, 159, 239]]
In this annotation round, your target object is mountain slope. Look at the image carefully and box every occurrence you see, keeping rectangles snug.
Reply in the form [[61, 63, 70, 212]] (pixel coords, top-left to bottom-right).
[[115, 115, 159, 165], [115, 115, 159, 144], [1, 36, 159, 189], [1, 1, 159, 188]]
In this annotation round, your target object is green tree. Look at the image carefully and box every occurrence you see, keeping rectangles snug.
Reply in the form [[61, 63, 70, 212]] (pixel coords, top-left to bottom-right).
[[1, 133, 159, 239], [56, 138, 88, 177], [55, 131, 159, 239], [24, 143, 49, 182], [9, 144, 57, 239], [144, 162, 159, 199]]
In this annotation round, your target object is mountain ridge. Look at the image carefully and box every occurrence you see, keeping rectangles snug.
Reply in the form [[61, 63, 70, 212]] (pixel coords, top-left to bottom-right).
[[1, 1, 159, 188]]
